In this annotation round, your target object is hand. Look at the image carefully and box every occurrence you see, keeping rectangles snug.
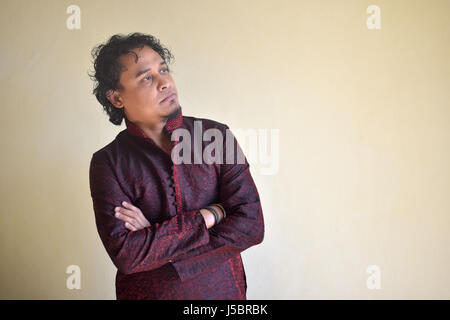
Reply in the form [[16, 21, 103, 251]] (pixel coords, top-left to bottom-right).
[[199, 208, 216, 229], [200, 204, 225, 229], [114, 201, 150, 232]]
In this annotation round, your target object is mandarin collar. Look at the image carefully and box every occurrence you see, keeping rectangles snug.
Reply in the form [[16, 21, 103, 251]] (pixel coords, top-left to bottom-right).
[[124, 107, 183, 140]]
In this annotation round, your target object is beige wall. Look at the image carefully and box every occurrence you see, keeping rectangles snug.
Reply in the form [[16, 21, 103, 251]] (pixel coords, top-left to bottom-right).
[[0, 0, 449, 299]]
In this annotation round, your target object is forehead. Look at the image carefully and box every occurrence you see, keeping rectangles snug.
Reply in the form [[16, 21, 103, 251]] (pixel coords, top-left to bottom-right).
[[119, 46, 163, 72]]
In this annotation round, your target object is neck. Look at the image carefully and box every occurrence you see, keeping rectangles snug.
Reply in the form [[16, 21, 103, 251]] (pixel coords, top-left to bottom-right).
[[125, 106, 182, 145], [137, 119, 168, 144]]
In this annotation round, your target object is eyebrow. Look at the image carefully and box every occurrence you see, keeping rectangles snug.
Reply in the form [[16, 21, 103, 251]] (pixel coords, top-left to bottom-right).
[[135, 61, 167, 78]]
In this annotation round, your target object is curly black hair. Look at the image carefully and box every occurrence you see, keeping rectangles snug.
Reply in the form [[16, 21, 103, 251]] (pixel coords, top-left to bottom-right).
[[89, 32, 175, 125]]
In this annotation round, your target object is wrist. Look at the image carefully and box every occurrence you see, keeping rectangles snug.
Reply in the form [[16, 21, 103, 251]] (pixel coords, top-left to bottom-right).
[[206, 206, 221, 225], [199, 208, 215, 229], [214, 203, 226, 219]]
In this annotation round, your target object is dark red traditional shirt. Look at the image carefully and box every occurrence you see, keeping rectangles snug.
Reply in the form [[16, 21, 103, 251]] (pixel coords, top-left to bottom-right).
[[89, 107, 264, 300]]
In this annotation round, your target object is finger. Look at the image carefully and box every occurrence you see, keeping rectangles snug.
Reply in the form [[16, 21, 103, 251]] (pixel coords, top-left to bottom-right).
[[124, 222, 137, 232], [115, 211, 139, 227], [115, 210, 149, 230], [122, 201, 139, 212], [117, 208, 148, 227], [115, 206, 140, 220], [117, 204, 146, 224], [117, 208, 136, 218]]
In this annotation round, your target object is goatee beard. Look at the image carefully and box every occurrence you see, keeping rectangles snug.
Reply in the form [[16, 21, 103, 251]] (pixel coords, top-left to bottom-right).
[[165, 104, 182, 121]]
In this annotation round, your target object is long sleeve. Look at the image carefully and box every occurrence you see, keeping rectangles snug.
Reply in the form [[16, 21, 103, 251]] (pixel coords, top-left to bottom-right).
[[171, 126, 265, 281], [89, 151, 211, 275]]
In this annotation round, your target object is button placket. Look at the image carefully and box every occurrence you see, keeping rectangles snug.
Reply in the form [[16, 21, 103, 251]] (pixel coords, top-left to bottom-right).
[[170, 138, 182, 214], [168, 163, 177, 207]]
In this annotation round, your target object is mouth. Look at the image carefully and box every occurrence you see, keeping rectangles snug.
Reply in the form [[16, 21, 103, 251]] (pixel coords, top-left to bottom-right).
[[160, 93, 176, 103]]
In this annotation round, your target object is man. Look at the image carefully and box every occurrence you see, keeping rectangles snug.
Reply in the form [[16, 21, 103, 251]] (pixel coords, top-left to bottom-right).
[[88, 32, 264, 299]]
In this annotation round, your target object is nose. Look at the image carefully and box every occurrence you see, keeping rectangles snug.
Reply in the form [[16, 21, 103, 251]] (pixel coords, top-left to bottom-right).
[[157, 75, 171, 91]]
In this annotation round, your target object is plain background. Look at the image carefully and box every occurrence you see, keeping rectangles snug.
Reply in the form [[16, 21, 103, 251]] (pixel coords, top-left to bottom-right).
[[0, 0, 449, 299]]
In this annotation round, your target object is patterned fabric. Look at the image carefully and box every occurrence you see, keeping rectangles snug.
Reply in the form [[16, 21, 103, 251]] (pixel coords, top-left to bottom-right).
[[89, 107, 264, 300]]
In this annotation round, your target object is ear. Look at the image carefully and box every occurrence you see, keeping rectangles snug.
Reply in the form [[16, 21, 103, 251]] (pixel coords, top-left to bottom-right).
[[106, 89, 124, 109]]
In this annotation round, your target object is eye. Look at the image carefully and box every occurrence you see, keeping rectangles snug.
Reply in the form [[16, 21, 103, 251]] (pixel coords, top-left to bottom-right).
[[144, 74, 152, 81], [161, 67, 169, 74]]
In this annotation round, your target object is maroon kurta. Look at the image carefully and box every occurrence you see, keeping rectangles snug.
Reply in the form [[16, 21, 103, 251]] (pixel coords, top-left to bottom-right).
[[89, 107, 264, 299]]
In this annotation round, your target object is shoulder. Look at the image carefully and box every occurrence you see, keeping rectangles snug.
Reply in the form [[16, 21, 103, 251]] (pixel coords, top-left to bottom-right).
[[90, 130, 127, 164]]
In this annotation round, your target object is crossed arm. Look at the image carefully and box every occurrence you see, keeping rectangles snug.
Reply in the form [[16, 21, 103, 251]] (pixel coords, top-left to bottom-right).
[[114, 201, 224, 231], [89, 127, 264, 281]]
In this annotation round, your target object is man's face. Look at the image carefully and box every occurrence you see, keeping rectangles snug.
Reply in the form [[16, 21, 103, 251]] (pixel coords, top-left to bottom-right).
[[109, 45, 180, 126]]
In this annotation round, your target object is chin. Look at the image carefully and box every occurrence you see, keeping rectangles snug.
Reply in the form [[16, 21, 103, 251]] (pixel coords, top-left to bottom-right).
[[168, 102, 181, 113], [162, 102, 181, 118]]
